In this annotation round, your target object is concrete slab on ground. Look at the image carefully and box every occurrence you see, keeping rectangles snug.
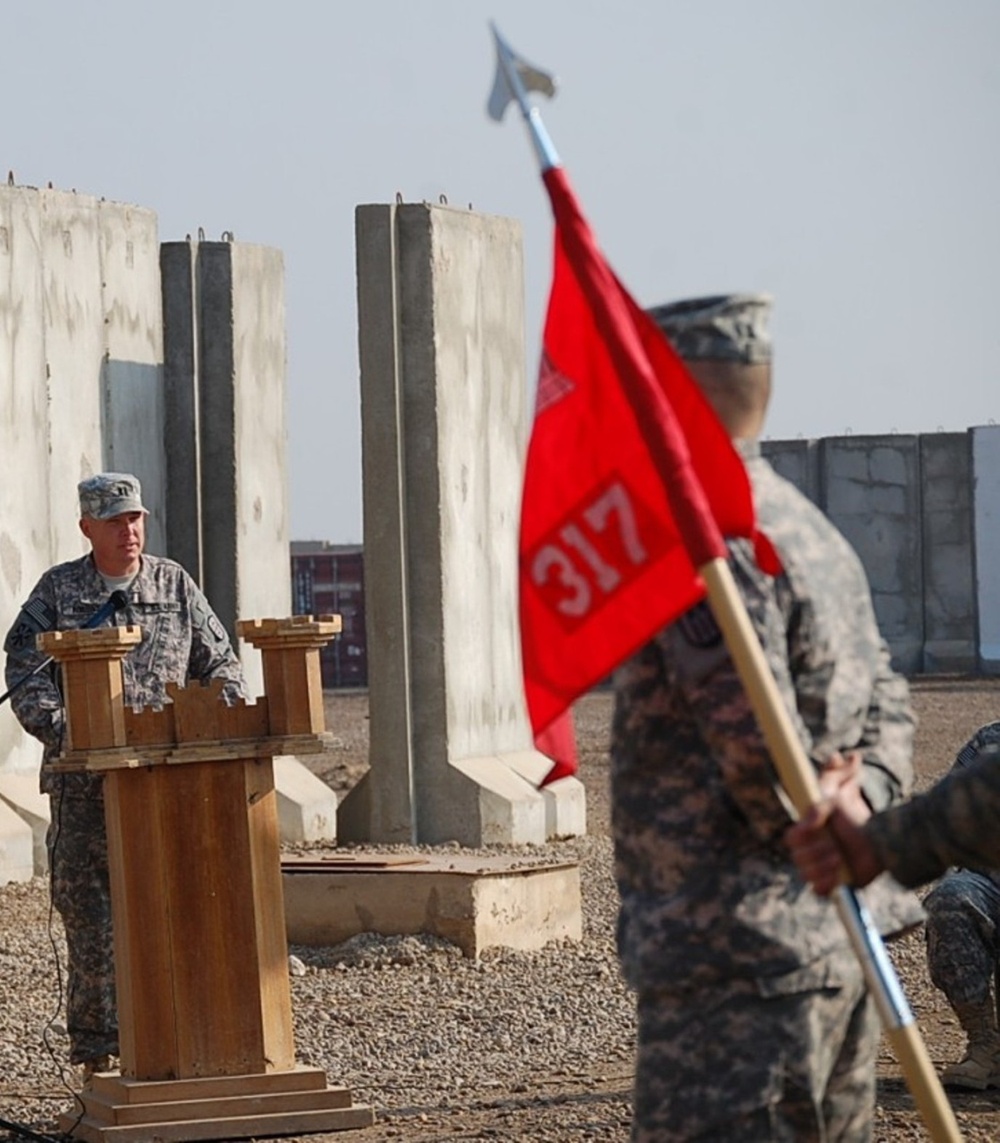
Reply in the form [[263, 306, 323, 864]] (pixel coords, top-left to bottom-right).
[[0, 773, 49, 876], [282, 852, 582, 958], [0, 795, 34, 884]]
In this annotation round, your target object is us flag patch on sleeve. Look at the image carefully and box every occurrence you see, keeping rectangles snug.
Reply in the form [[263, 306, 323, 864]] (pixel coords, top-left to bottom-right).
[[676, 601, 722, 649], [4, 596, 57, 655]]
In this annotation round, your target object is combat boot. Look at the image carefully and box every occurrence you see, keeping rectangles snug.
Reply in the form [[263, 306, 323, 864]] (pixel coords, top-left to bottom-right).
[[80, 1054, 113, 1088], [941, 1000, 1000, 1090]]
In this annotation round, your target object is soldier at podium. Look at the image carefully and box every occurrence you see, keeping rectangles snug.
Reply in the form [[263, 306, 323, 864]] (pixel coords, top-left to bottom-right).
[[3, 472, 246, 1083]]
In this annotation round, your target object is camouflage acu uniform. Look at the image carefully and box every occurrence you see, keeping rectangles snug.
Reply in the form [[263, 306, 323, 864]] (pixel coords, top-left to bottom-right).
[[612, 444, 921, 1142], [3, 552, 246, 1064], [865, 730, 1000, 886]]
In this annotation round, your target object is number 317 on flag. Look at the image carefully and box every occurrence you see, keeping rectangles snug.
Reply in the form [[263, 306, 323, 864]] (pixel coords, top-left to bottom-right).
[[523, 475, 671, 632]]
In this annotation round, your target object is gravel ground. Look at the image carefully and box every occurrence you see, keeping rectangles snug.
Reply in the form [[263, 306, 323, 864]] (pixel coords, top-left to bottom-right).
[[2, 678, 1000, 1142]]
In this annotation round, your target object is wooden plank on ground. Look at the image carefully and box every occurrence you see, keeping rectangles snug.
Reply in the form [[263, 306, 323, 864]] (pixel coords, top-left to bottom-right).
[[91, 1065, 328, 1105]]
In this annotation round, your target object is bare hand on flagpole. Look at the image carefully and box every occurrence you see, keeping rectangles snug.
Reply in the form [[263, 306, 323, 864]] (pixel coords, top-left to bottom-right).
[[787, 750, 884, 895]]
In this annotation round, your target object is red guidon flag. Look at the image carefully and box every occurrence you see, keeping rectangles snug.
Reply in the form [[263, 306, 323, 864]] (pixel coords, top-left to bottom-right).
[[521, 166, 777, 785]]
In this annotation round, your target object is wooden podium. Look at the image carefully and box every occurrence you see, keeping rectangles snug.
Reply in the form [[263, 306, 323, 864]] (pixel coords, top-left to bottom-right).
[[42, 615, 374, 1142]]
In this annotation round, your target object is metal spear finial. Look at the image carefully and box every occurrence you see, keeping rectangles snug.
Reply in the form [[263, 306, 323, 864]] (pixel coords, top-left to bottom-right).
[[486, 22, 561, 171]]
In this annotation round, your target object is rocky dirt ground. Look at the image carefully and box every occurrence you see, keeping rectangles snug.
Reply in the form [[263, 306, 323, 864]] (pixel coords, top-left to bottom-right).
[[2, 677, 999, 1142]]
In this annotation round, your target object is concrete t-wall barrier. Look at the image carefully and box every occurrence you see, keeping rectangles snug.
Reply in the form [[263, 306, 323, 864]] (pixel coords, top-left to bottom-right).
[[820, 435, 924, 674], [344, 201, 584, 847], [160, 238, 291, 700], [760, 438, 821, 505], [921, 433, 976, 673], [161, 240, 203, 582], [0, 186, 164, 780], [972, 425, 1000, 673], [99, 201, 167, 551], [762, 428, 982, 675]]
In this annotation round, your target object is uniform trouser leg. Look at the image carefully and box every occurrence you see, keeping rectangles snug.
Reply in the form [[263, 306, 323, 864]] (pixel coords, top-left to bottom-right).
[[47, 785, 119, 1064], [925, 871, 1000, 1010], [631, 965, 877, 1143]]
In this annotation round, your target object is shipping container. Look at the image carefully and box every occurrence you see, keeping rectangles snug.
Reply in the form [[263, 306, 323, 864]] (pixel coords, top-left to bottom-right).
[[290, 542, 367, 689]]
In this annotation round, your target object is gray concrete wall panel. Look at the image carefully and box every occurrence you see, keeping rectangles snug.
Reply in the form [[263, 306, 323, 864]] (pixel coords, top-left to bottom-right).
[[102, 360, 164, 556], [378, 204, 490, 841], [195, 241, 289, 699], [0, 187, 165, 778], [160, 240, 202, 579], [197, 242, 239, 640], [819, 435, 923, 672], [0, 188, 51, 774], [972, 425, 1000, 673], [761, 438, 820, 504], [920, 433, 976, 672], [39, 190, 106, 557], [230, 244, 291, 640], [354, 204, 419, 842], [424, 208, 528, 762], [98, 201, 165, 555]]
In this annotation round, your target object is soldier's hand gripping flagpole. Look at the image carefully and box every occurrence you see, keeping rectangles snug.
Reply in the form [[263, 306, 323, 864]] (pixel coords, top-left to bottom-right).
[[487, 22, 962, 1143]]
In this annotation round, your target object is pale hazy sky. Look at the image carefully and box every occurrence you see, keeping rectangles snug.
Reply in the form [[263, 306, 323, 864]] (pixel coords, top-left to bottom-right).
[[4, 1, 998, 542]]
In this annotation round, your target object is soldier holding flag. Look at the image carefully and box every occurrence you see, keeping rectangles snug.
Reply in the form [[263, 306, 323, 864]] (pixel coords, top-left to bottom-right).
[[488, 24, 959, 1139], [610, 295, 922, 1140]]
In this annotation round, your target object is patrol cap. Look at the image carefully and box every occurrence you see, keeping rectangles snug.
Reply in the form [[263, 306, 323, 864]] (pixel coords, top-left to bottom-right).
[[78, 472, 148, 520], [647, 293, 773, 364]]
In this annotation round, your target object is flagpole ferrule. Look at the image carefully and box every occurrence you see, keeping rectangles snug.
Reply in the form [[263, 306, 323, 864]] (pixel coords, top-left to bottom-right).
[[526, 108, 560, 171]]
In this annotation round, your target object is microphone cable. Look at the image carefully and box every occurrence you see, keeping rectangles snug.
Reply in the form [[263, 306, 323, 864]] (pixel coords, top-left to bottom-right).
[[4, 591, 131, 1138], [0, 782, 82, 1143], [0, 590, 130, 709], [0, 1116, 63, 1143]]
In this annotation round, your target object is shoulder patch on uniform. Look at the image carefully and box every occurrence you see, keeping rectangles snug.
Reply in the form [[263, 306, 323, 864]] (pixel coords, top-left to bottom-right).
[[675, 602, 722, 649], [191, 592, 228, 648], [4, 597, 57, 655]]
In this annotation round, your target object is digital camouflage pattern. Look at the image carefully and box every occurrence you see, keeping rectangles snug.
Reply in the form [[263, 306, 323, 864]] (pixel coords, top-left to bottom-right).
[[3, 552, 247, 1063], [632, 972, 877, 1142], [866, 723, 1000, 889], [925, 871, 1000, 1010], [646, 293, 774, 364], [77, 471, 147, 521], [611, 443, 921, 1141], [47, 791, 118, 1064]]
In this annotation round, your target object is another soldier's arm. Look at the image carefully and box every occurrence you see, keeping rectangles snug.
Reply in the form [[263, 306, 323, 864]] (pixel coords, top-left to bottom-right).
[[789, 746, 1000, 893], [865, 746, 1000, 887], [3, 586, 65, 749]]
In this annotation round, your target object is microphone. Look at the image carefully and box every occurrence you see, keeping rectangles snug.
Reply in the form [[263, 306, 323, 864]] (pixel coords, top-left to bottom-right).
[[82, 589, 131, 630], [0, 590, 132, 707]]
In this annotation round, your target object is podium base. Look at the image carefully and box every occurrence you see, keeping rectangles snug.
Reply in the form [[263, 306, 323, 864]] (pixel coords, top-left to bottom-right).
[[60, 1065, 374, 1142]]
